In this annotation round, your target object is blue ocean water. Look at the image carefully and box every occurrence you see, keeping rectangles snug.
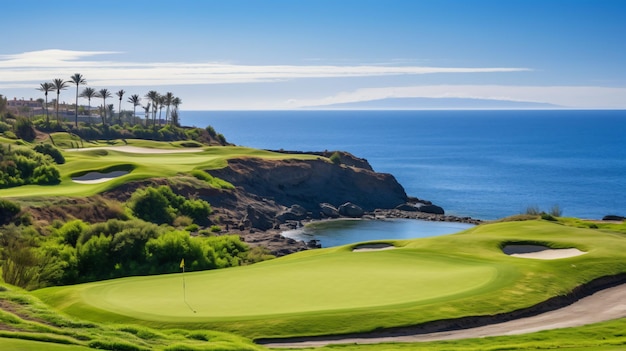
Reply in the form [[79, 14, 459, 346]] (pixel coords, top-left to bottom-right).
[[182, 110, 626, 220]]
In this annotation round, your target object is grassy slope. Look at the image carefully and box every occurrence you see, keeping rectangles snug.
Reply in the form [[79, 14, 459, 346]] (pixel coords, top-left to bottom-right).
[[0, 138, 321, 198], [34, 220, 626, 340], [0, 283, 267, 351]]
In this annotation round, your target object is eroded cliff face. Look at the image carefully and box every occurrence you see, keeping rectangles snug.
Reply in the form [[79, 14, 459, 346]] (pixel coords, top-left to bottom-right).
[[208, 156, 408, 214]]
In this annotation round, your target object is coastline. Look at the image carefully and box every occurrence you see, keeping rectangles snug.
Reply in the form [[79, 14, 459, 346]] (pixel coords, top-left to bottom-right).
[[236, 209, 482, 254]]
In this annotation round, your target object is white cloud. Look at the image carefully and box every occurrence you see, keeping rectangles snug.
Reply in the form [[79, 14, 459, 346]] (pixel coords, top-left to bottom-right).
[[293, 85, 626, 109], [0, 49, 530, 88]]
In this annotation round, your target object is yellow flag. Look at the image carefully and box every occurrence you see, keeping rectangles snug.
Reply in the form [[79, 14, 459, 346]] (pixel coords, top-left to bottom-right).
[[180, 258, 185, 269]]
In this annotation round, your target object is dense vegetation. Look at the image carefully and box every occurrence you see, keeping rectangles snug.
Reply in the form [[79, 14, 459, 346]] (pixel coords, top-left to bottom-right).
[[0, 178, 275, 290], [0, 144, 62, 188]]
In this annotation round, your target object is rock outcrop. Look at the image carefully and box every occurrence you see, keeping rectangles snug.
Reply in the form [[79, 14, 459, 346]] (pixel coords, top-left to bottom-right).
[[207, 155, 410, 217]]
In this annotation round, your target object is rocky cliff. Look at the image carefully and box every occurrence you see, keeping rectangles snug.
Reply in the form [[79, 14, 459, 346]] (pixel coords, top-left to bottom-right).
[[208, 155, 408, 215]]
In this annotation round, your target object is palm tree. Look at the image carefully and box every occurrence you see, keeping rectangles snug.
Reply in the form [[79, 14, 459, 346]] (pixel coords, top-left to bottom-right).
[[107, 104, 115, 121], [115, 90, 125, 125], [157, 95, 165, 126], [143, 103, 151, 127], [145, 91, 160, 128], [52, 78, 69, 124], [96, 89, 111, 125], [79, 87, 97, 124], [127, 94, 141, 126], [171, 96, 182, 126], [69, 73, 86, 127], [163, 92, 174, 124], [37, 82, 55, 124]]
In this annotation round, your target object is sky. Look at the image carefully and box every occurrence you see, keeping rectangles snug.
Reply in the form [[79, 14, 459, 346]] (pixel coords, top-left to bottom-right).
[[1, 0, 625, 110]]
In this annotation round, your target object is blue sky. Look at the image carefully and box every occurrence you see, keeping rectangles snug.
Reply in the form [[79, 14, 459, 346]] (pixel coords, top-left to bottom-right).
[[1, 0, 625, 109]]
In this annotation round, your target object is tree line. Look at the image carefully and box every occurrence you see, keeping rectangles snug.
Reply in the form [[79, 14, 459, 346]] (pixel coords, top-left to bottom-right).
[[36, 73, 182, 128]]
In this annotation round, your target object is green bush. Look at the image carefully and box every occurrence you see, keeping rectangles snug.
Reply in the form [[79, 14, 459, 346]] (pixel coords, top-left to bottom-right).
[[329, 151, 342, 165], [34, 143, 65, 164], [0, 199, 21, 224], [0, 120, 11, 133], [14, 117, 36, 141], [128, 187, 176, 224], [128, 186, 212, 225]]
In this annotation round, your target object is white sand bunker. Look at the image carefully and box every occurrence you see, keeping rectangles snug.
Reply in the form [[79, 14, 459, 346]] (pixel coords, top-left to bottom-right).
[[353, 243, 396, 252], [72, 171, 129, 184], [503, 245, 586, 260]]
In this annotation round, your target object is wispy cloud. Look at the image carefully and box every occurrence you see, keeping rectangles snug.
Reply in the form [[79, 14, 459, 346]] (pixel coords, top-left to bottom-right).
[[0, 49, 530, 88], [292, 85, 626, 109]]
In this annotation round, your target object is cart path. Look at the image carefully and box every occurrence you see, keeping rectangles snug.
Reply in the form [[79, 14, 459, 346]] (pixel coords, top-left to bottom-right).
[[262, 283, 626, 348]]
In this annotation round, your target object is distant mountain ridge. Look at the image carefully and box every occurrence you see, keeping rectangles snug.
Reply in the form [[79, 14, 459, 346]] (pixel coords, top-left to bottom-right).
[[306, 97, 562, 109]]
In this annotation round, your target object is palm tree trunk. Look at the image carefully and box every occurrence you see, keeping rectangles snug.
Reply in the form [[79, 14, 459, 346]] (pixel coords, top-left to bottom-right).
[[56, 92, 60, 124], [45, 95, 49, 124], [75, 87, 79, 127]]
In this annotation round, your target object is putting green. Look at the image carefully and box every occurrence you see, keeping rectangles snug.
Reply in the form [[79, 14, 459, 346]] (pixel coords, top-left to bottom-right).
[[46, 249, 499, 321], [35, 221, 626, 339]]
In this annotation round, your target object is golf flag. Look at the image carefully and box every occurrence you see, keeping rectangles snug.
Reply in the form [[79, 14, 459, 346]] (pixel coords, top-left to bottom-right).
[[180, 258, 185, 269]]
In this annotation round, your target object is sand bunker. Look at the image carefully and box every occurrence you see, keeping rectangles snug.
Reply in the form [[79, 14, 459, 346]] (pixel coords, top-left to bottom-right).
[[503, 245, 586, 260], [352, 243, 396, 252], [72, 171, 129, 184], [67, 146, 203, 154]]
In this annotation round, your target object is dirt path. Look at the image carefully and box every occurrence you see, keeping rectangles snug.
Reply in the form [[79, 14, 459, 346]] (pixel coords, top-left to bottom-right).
[[262, 283, 626, 348]]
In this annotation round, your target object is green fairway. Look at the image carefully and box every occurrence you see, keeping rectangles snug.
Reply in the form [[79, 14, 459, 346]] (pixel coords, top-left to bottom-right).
[[50, 250, 499, 320], [0, 142, 320, 198], [34, 220, 626, 339], [0, 338, 91, 351]]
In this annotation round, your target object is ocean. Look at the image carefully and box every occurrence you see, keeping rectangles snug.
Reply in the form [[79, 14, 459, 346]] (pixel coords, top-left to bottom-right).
[[181, 110, 626, 221]]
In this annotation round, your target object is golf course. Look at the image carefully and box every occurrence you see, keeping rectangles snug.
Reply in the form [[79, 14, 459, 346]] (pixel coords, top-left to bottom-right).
[[33, 220, 626, 342], [2, 135, 626, 350]]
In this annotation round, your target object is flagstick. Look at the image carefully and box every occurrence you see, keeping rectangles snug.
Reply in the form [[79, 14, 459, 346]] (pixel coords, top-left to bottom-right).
[[181, 260, 196, 313]]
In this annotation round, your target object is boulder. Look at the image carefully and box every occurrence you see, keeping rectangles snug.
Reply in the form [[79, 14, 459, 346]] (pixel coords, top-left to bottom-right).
[[602, 215, 625, 221], [395, 203, 419, 212], [415, 203, 445, 215], [276, 204, 308, 221], [338, 202, 365, 218], [320, 203, 340, 218], [241, 205, 274, 231]]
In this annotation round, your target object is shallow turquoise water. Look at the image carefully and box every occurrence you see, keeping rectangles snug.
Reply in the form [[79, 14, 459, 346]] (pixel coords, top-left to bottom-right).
[[282, 219, 474, 248]]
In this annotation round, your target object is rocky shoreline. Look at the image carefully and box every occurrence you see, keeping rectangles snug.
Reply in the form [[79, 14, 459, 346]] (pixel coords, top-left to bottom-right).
[[201, 152, 482, 256], [236, 209, 482, 256]]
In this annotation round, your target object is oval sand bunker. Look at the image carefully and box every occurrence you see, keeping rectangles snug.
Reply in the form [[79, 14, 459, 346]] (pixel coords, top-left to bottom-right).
[[352, 243, 396, 252], [72, 171, 129, 184], [503, 244, 586, 260]]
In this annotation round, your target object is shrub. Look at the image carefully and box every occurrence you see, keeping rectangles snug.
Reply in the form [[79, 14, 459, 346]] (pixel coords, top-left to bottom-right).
[[128, 185, 212, 225], [329, 151, 342, 165], [0, 199, 21, 224], [0, 120, 11, 133], [34, 143, 65, 164], [128, 187, 176, 224], [32, 165, 61, 185], [173, 215, 194, 228], [541, 213, 557, 221], [549, 204, 562, 217], [525, 205, 542, 216], [14, 117, 36, 141], [206, 125, 217, 137], [3, 131, 17, 139]]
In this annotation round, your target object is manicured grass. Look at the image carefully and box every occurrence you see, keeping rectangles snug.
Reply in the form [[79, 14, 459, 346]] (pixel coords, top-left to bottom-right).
[[0, 338, 91, 351], [0, 143, 321, 198], [0, 282, 267, 351], [34, 220, 626, 340]]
